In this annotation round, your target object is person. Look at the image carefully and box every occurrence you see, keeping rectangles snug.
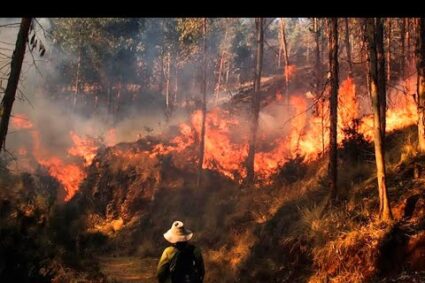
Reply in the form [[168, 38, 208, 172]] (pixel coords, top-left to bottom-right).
[[157, 221, 205, 283]]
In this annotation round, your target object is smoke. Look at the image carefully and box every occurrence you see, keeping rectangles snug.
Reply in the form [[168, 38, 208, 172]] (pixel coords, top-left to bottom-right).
[[1, 18, 192, 174]]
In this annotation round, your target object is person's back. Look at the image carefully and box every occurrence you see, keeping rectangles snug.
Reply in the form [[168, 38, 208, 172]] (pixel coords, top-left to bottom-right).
[[169, 242, 203, 283], [157, 221, 205, 283]]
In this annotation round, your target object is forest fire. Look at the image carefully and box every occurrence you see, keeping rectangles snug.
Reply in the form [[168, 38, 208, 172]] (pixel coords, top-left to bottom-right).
[[8, 77, 419, 197], [68, 131, 99, 166], [10, 114, 103, 201], [4, 17, 425, 283], [144, 77, 418, 183]]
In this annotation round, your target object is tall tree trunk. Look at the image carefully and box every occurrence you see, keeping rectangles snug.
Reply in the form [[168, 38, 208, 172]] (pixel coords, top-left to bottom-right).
[[376, 18, 386, 139], [365, 18, 393, 222], [165, 51, 171, 111], [386, 19, 392, 84], [344, 18, 353, 76], [279, 18, 290, 102], [197, 18, 208, 187], [174, 59, 179, 105], [401, 19, 406, 79], [0, 18, 32, 151], [215, 51, 225, 105], [328, 18, 339, 201], [245, 18, 264, 186], [313, 18, 322, 95], [406, 18, 411, 69], [73, 44, 81, 110], [417, 18, 425, 153], [215, 28, 228, 105]]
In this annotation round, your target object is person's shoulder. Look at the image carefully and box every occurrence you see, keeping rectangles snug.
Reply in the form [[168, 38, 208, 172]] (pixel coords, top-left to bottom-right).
[[163, 246, 178, 256]]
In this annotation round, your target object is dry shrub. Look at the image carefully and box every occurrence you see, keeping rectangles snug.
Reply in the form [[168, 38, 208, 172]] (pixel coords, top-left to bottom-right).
[[310, 222, 391, 282]]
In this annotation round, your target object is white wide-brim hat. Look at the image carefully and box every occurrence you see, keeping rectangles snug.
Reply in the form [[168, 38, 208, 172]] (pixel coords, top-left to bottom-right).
[[163, 221, 193, 244]]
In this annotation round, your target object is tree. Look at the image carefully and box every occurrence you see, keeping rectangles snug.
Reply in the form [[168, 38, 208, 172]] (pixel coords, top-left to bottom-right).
[[417, 18, 425, 153], [50, 18, 142, 114], [313, 18, 322, 94], [328, 18, 339, 201], [0, 18, 32, 151], [279, 18, 290, 101], [197, 18, 208, 187], [245, 18, 264, 186], [401, 18, 407, 79], [386, 19, 392, 84], [311, 18, 326, 154], [365, 18, 393, 222], [344, 18, 353, 77], [376, 18, 386, 138]]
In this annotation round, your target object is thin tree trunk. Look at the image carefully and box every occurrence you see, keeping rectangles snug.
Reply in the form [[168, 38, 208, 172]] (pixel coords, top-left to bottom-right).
[[344, 18, 353, 76], [245, 18, 264, 186], [406, 18, 411, 69], [197, 18, 208, 187], [386, 19, 392, 84], [278, 36, 282, 69], [417, 18, 425, 153], [225, 61, 230, 85], [313, 18, 322, 95], [401, 19, 406, 79], [376, 18, 386, 139], [328, 18, 339, 201], [279, 18, 290, 102], [306, 37, 310, 65], [215, 28, 228, 105], [0, 18, 32, 151], [365, 18, 393, 222], [73, 44, 81, 110], [215, 51, 225, 105], [165, 51, 171, 110], [174, 59, 178, 105]]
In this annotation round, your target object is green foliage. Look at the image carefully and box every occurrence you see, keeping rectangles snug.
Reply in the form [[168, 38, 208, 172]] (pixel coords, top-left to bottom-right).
[[50, 18, 143, 85]]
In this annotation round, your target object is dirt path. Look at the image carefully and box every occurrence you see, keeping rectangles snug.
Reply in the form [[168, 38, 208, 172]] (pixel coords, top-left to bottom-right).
[[98, 256, 157, 283]]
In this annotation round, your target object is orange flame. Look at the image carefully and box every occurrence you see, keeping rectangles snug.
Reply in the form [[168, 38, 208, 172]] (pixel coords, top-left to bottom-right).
[[68, 131, 99, 166], [149, 77, 418, 183], [11, 76, 419, 195]]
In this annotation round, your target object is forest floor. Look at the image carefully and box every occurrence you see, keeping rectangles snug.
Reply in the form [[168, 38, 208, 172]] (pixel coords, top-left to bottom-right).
[[98, 256, 157, 283]]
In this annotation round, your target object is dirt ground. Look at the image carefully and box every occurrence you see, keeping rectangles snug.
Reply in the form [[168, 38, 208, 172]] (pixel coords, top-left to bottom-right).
[[98, 257, 158, 283]]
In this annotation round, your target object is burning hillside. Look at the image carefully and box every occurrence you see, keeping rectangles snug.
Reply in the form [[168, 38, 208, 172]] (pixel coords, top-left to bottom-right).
[[8, 75, 419, 202], [3, 17, 425, 283]]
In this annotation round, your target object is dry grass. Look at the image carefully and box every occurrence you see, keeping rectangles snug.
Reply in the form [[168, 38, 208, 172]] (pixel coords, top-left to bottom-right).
[[310, 221, 391, 282]]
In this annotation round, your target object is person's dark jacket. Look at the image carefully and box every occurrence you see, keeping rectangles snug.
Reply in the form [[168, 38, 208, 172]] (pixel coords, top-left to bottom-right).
[[157, 242, 204, 283]]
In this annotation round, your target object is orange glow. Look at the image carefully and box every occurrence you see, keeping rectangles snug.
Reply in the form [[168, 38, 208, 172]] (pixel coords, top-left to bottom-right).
[[38, 156, 86, 201], [68, 131, 99, 166], [105, 128, 117, 147], [284, 64, 297, 80], [11, 76, 419, 195], [30, 130, 86, 201], [147, 78, 418, 183], [11, 114, 33, 129]]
